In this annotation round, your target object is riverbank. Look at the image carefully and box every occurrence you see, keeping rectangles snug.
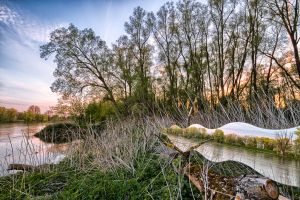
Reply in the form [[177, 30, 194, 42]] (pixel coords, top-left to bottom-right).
[[1, 138, 299, 199], [0, 119, 200, 199], [165, 125, 300, 160], [1, 118, 300, 199]]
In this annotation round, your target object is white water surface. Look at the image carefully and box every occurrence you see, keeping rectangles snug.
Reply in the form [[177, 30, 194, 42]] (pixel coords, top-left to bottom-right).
[[0, 123, 74, 176]]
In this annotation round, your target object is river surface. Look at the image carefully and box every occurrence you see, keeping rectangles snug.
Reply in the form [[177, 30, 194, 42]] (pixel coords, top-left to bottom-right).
[[168, 135, 300, 188], [0, 123, 72, 176]]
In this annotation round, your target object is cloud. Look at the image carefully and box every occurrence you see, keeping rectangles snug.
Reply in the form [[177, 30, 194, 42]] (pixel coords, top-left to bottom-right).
[[0, 2, 62, 112], [0, 3, 66, 43]]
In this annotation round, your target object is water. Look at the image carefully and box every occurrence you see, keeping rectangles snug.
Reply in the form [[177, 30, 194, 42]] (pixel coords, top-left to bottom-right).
[[168, 135, 300, 188], [0, 123, 72, 176]]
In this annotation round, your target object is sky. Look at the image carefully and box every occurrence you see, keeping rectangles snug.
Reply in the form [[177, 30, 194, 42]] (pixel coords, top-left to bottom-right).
[[0, 0, 168, 112]]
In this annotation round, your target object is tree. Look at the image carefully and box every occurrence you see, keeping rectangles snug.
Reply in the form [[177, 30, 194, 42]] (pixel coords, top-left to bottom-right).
[[294, 128, 300, 155], [268, 0, 300, 78], [28, 105, 41, 114], [149, 2, 181, 103], [112, 35, 135, 99], [0, 107, 17, 122], [124, 7, 154, 104], [40, 24, 118, 107], [275, 131, 293, 156]]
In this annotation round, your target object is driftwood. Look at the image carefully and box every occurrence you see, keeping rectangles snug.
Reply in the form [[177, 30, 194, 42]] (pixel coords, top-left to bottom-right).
[[7, 163, 53, 172], [158, 133, 287, 200]]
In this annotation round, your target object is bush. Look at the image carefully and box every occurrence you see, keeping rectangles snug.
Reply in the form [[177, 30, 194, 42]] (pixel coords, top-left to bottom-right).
[[242, 136, 256, 148], [256, 137, 276, 150], [184, 127, 210, 139], [34, 123, 83, 143], [85, 101, 117, 123], [167, 125, 184, 135], [294, 129, 300, 156], [213, 129, 225, 143], [224, 134, 236, 145]]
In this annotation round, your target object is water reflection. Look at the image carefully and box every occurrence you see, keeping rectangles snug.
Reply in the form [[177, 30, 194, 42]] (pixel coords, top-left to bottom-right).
[[168, 135, 300, 187], [0, 123, 72, 176]]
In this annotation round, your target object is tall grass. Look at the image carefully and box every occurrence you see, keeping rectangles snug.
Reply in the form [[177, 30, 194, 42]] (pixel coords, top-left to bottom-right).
[[1, 95, 300, 199]]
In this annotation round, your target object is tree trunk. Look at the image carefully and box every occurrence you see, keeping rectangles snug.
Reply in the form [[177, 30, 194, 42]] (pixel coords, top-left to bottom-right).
[[235, 175, 279, 200]]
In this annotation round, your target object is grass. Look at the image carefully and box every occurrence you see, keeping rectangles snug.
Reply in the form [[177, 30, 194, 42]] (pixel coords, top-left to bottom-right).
[[1, 96, 300, 199], [0, 118, 201, 199], [0, 152, 201, 199]]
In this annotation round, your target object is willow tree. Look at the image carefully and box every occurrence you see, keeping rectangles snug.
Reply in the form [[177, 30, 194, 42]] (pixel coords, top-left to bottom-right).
[[40, 24, 118, 106]]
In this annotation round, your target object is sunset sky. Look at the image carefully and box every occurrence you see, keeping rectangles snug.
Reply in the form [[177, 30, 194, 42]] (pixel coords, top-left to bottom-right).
[[0, 0, 167, 112]]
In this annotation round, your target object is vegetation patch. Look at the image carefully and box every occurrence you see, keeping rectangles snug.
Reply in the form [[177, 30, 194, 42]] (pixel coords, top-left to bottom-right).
[[165, 127, 300, 159], [34, 123, 84, 143], [0, 154, 200, 200]]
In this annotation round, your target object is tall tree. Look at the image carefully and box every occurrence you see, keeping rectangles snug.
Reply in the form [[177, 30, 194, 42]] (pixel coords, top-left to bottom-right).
[[112, 35, 135, 98], [40, 24, 118, 106], [268, 0, 300, 78], [28, 105, 41, 114], [125, 7, 153, 104], [149, 2, 180, 103]]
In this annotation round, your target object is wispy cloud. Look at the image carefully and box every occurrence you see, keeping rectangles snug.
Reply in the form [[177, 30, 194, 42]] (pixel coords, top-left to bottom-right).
[[0, 3, 65, 43], [0, 2, 61, 112]]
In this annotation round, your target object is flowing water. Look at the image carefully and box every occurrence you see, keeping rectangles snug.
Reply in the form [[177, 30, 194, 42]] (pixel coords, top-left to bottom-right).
[[0, 123, 72, 176], [168, 135, 300, 188]]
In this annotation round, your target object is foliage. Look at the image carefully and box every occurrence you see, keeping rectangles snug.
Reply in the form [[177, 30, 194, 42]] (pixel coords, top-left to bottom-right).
[[40, 0, 300, 112], [85, 101, 117, 123], [184, 127, 210, 139], [256, 137, 276, 151], [167, 125, 184, 135], [40, 24, 118, 105], [294, 129, 300, 155], [0, 107, 17, 122], [213, 129, 225, 143], [0, 106, 49, 123], [34, 123, 82, 143]]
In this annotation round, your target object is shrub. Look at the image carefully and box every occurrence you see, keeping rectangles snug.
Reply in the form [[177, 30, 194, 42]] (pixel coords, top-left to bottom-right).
[[224, 134, 237, 145], [256, 137, 276, 150], [243, 136, 257, 148], [213, 129, 225, 143], [34, 123, 83, 143], [85, 101, 117, 123], [167, 125, 184, 135], [184, 127, 209, 139], [294, 128, 300, 156], [275, 137, 292, 156]]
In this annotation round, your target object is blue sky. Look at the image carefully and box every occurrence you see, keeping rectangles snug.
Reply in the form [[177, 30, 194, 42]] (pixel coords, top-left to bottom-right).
[[0, 0, 168, 112]]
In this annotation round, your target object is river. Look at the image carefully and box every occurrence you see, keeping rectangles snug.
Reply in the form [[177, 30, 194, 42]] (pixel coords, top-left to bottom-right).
[[0, 123, 72, 176], [167, 135, 300, 188]]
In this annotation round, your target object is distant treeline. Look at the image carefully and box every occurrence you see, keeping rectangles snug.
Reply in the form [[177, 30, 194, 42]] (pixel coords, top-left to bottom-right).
[[0, 105, 60, 123]]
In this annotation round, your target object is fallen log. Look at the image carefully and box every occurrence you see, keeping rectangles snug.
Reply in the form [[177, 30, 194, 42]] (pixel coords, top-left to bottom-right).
[[7, 164, 35, 171], [159, 134, 287, 200], [7, 163, 53, 172], [235, 175, 279, 200]]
